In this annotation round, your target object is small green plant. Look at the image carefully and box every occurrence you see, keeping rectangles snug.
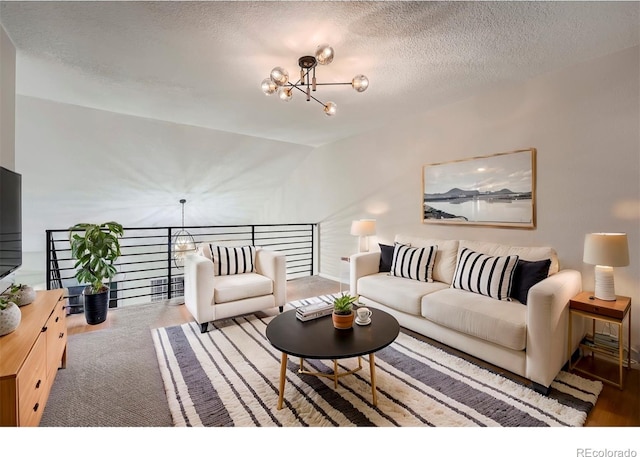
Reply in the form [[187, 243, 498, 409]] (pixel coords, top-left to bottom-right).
[[69, 221, 124, 294], [0, 295, 14, 311], [6, 283, 36, 306], [9, 283, 26, 294], [333, 293, 357, 315], [0, 283, 23, 310]]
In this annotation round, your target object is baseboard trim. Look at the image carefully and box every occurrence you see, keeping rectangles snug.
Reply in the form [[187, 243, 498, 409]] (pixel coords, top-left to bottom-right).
[[318, 272, 340, 283]]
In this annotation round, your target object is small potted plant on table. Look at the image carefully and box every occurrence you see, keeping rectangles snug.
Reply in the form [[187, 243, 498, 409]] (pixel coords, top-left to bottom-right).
[[8, 283, 36, 307], [0, 295, 21, 336], [69, 221, 124, 325], [332, 293, 357, 329]]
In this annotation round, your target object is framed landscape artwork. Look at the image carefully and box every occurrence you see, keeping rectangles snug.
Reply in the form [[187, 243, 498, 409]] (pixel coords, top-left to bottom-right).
[[422, 148, 536, 228]]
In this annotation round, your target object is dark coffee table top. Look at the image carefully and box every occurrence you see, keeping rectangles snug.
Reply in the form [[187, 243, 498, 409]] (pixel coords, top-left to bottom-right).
[[266, 307, 400, 360]]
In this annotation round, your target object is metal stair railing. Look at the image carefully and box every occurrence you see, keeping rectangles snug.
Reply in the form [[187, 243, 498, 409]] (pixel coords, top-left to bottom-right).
[[46, 223, 317, 310]]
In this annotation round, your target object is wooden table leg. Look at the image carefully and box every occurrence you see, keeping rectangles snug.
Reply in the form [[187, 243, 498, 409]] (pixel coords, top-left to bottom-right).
[[333, 359, 339, 388], [628, 307, 632, 377], [277, 352, 287, 410], [568, 310, 573, 370], [369, 353, 377, 406], [618, 321, 624, 389]]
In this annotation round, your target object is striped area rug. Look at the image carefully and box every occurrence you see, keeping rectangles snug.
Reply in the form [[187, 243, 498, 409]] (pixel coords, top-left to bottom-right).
[[151, 295, 602, 427]]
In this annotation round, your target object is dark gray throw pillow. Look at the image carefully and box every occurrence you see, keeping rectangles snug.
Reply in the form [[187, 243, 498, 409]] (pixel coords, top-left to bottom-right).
[[379, 243, 395, 272], [510, 258, 551, 304]]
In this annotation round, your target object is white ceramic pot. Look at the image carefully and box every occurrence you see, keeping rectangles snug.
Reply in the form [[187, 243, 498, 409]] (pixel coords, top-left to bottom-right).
[[0, 302, 21, 336], [16, 286, 36, 306]]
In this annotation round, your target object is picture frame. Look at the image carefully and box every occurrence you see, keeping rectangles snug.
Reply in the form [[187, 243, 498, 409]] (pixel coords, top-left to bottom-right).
[[422, 148, 536, 229]]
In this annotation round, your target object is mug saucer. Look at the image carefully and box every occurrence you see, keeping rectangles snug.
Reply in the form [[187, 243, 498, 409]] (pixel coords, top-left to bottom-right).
[[355, 317, 371, 326]]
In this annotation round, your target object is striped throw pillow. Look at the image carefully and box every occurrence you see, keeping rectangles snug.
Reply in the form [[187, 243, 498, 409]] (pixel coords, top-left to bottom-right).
[[451, 247, 519, 300], [390, 244, 437, 282], [209, 245, 256, 276]]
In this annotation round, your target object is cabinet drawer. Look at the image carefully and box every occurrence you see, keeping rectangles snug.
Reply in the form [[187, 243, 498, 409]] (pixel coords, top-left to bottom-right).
[[17, 335, 47, 426], [47, 299, 67, 376]]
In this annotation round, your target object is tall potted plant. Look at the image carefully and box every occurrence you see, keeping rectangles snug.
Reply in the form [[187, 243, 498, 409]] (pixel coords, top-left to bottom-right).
[[69, 221, 124, 325]]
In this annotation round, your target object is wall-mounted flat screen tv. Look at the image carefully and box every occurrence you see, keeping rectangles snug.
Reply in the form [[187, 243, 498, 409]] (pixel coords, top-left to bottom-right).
[[0, 166, 22, 280]]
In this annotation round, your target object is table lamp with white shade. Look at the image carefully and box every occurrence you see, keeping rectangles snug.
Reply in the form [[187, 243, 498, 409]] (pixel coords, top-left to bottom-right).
[[583, 233, 629, 301], [350, 219, 376, 253]]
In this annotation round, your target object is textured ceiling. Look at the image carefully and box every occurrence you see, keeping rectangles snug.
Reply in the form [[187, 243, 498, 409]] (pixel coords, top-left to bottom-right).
[[1, 1, 639, 147]]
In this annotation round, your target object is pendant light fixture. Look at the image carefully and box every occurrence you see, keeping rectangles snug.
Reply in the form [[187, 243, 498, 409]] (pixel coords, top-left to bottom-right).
[[172, 199, 196, 268], [260, 44, 369, 116]]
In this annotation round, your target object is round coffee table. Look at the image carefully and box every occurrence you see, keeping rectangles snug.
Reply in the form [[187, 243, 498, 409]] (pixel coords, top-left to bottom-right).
[[266, 307, 400, 409]]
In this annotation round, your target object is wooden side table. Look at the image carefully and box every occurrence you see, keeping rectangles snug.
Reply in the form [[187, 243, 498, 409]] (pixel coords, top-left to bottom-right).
[[568, 291, 631, 389]]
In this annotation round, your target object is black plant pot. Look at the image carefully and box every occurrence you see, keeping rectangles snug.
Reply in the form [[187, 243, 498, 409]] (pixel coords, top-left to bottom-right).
[[83, 287, 109, 325]]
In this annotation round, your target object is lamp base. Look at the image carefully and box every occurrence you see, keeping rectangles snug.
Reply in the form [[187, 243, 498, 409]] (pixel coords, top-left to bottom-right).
[[593, 265, 617, 301], [358, 236, 369, 253]]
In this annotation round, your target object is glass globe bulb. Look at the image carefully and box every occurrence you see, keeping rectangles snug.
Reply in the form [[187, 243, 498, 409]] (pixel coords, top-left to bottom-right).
[[278, 87, 292, 102], [324, 101, 337, 116], [270, 67, 289, 86], [171, 230, 196, 268], [352, 74, 369, 92], [261, 78, 277, 95], [315, 44, 334, 65], [174, 235, 194, 254]]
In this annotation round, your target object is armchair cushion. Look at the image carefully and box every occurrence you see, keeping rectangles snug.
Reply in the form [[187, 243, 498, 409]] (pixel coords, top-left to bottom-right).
[[214, 272, 273, 304]]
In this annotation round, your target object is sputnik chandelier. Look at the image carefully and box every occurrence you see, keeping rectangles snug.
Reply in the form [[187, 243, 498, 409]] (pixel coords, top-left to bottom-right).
[[260, 44, 369, 116], [171, 199, 195, 269]]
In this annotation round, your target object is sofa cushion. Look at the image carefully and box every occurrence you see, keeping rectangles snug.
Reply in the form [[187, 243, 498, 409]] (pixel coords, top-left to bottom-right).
[[390, 244, 437, 282], [378, 243, 396, 272], [459, 240, 559, 275], [510, 258, 551, 304], [395, 235, 459, 284], [451, 248, 518, 301], [209, 245, 256, 276], [214, 272, 273, 304], [357, 273, 449, 315], [421, 288, 527, 351]]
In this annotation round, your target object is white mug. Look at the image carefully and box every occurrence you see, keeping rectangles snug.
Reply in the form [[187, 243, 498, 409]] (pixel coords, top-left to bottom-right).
[[357, 307, 372, 321]]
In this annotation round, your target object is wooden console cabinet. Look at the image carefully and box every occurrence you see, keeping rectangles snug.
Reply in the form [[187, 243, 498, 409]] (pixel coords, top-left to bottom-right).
[[0, 289, 67, 426]]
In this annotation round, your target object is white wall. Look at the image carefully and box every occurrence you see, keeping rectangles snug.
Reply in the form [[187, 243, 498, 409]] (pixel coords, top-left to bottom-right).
[[14, 97, 313, 283], [0, 23, 15, 169], [268, 46, 640, 355], [0, 24, 16, 293]]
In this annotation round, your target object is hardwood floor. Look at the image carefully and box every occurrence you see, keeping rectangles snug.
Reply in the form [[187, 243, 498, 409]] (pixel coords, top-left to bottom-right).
[[66, 275, 639, 427]]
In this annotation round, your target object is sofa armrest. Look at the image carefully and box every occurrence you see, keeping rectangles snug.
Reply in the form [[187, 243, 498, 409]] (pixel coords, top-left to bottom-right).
[[255, 249, 287, 309], [184, 254, 216, 324], [525, 269, 583, 387], [349, 251, 381, 296]]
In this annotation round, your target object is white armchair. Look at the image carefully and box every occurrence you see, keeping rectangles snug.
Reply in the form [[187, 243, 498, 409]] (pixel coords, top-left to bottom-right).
[[184, 244, 287, 332]]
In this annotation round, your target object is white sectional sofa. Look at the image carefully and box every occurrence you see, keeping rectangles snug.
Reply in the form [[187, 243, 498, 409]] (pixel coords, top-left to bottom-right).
[[350, 235, 586, 393]]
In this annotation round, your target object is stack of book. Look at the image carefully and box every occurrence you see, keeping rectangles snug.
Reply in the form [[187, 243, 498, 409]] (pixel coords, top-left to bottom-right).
[[296, 301, 333, 322], [593, 332, 620, 350], [581, 333, 626, 361]]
